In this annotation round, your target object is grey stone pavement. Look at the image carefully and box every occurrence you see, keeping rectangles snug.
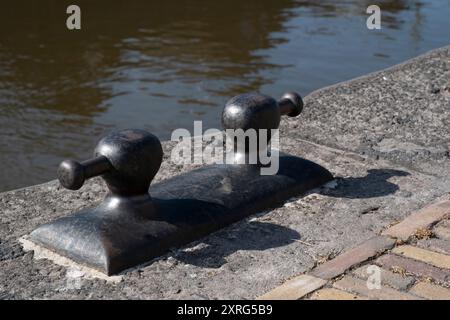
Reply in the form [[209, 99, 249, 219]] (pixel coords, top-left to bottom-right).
[[0, 46, 449, 299]]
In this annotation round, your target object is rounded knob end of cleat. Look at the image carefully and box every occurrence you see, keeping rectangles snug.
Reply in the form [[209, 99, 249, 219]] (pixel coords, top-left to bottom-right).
[[58, 159, 86, 190]]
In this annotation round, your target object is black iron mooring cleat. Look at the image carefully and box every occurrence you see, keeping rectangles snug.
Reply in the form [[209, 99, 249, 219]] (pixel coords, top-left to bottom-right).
[[30, 92, 332, 275]]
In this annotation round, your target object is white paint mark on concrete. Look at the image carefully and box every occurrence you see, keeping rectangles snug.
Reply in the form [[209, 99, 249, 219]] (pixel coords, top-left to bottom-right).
[[19, 236, 122, 283]]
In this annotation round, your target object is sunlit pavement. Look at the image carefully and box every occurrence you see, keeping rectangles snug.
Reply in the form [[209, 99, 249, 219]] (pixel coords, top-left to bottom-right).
[[260, 199, 450, 300]]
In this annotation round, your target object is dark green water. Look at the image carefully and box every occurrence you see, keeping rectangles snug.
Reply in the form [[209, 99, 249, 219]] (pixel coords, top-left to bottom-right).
[[0, 0, 449, 191]]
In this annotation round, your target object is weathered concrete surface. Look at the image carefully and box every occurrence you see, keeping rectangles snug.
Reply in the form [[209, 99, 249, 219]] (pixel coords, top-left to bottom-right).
[[285, 45, 450, 178], [1, 46, 449, 299]]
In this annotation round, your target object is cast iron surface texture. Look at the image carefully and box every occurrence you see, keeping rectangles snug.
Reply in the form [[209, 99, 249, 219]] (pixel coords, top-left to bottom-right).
[[222, 92, 302, 163], [30, 92, 331, 275], [31, 156, 331, 275], [58, 129, 163, 195]]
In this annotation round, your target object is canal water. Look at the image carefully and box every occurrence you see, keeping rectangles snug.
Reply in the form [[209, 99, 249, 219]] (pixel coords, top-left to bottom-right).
[[0, 0, 449, 192]]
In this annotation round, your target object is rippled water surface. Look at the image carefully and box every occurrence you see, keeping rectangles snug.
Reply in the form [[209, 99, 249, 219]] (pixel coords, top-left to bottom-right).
[[0, 0, 449, 191]]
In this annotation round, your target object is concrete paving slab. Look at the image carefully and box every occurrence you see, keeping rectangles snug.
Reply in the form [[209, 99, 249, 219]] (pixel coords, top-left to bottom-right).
[[282, 45, 450, 178]]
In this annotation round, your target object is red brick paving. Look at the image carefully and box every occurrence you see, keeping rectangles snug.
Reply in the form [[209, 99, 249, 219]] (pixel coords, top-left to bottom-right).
[[259, 199, 450, 300]]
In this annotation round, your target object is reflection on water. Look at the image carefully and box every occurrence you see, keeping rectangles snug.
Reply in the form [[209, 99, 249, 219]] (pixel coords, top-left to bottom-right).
[[0, 0, 449, 191]]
